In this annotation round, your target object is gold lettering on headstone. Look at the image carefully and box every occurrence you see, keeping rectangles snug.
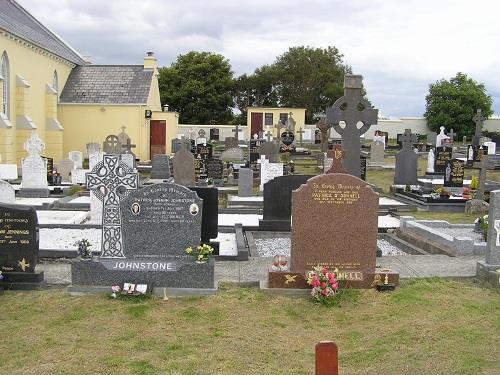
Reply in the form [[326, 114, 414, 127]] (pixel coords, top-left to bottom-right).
[[311, 183, 361, 205]]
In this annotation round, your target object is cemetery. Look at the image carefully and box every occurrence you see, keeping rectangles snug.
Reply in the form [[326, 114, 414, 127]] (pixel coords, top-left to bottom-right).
[[1, 1, 499, 373]]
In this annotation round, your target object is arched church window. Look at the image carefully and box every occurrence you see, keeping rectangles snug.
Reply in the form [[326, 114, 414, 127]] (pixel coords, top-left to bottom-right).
[[1, 51, 10, 118]]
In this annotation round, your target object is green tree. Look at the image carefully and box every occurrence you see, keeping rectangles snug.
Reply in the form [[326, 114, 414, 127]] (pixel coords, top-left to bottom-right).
[[232, 66, 279, 124], [424, 72, 493, 138], [159, 52, 234, 124], [233, 46, 351, 123], [273, 46, 350, 123]]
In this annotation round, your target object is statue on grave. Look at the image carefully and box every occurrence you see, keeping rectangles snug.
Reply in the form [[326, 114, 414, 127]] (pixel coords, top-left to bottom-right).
[[427, 148, 435, 173], [326, 75, 378, 177]]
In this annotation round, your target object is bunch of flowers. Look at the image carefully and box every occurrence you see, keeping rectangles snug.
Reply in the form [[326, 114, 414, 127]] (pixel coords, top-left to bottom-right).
[[110, 285, 121, 298], [479, 214, 488, 240], [306, 266, 339, 305], [74, 238, 92, 258], [185, 244, 214, 262]]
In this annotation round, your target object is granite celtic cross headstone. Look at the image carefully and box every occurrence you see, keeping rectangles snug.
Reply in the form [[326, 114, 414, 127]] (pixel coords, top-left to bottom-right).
[[103, 135, 122, 154], [85, 155, 139, 258], [473, 109, 486, 146], [326, 75, 378, 177], [394, 129, 418, 185]]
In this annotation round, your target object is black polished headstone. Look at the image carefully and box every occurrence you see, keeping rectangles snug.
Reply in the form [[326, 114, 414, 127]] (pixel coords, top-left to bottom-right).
[[280, 131, 296, 153], [196, 144, 213, 159], [444, 159, 465, 188], [189, 187, 218, 242], [360, 155, 367, 181], [259, 175, 313, 231], [210, 128, 219, 141], [0, 204, 39, 273], [434, 146, 453, 173], [43, 156, 54, 184], [205, 159, 224, 180], [249, 139, 263, 163]]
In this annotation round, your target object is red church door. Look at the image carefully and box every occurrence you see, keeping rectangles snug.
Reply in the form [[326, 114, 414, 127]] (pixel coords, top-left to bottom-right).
[[250, 112, 263, 137], [150, 120, 166, 157]]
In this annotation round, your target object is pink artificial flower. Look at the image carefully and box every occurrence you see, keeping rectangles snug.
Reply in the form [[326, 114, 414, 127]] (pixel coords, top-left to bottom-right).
[[312, 277, 321, 287], [321, 282, 327, 288], [322, 268, 328, 275], [321, 289, 328, 296], [331, 282, 339, 290]]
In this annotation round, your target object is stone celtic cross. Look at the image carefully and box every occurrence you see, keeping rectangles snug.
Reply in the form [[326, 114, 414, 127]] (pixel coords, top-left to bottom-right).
[[24, 132, 45, 156], [473, 154, 488, 201], [473, 109, 486, 146], [265, 131, 273, 142], [232, 124, 242, 143], [274, 121, 283, 138], [103, 135, 121, 154], [86, 155, 139, 258], [401, 129, 418, 151], [316, 117, 333, 153], [121, 138, 136, 154], [326, 74, 378, 177]]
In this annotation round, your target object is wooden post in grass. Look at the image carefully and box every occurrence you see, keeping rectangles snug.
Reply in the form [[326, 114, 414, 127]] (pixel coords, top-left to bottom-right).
[[315, 341, 339, 375]]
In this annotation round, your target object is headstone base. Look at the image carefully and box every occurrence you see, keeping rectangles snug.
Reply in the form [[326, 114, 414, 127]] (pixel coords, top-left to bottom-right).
[[259, 219, 291, 231], [476, 261, 500, 288], [268, 270, 399, 289], [18, 188, 50, 198], [0, 271, 46, 290], [71, 258, 215, 289]]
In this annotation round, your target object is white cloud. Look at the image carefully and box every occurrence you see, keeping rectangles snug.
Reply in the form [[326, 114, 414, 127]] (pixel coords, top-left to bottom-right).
[[18, 0, 500, 117]]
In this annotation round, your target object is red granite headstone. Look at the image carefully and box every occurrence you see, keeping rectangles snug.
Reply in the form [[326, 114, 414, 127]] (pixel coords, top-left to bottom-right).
[[315, 341, 339, 375], [291, 173, 378, 285]]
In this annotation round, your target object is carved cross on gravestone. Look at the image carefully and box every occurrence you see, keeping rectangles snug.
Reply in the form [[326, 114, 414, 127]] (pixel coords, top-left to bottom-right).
[[232, 124, 242, 144], [473, 109, 486, 146], [326, 145, 347, 174], [121, 138, 136, 154], [297, 127, 305, 145], [265, 131, 273, 142], [473, 154, 488, 201], [326, 75, 378, 177], [316, 117, 333, 153], [103, 135, 121, 154], [85, 155, 139, 258], [401, 129, 418, 151]]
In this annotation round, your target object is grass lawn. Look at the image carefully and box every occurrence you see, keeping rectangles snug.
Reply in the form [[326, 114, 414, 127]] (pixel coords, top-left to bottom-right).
[[0, 279, 499, 375]]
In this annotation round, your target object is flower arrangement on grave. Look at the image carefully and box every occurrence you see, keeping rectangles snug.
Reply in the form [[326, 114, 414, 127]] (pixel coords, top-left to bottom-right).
[[306, 266, 339, 305], [74, 238, 92, 259], [433, 186, 450, 198], [110, 285, 121, 299], [185, 244, 214, 263], [271, 255, 288, 271]]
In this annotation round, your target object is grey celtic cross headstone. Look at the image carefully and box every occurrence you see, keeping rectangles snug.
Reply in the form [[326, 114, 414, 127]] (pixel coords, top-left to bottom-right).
[[103, 135, 121, 154], [297, 127, 305, 145], [121, 138, 136, 154], [394, 129, 418, 185], [86, 155, 139, 258], [401, 128, 418, 151], [326, 75, 378, 177], [232, 124, 242, 144], [473, 109, 486, 146], [316, 117, 333, 154], [474, 154, 488, 201], [265, 131, 273, 142]]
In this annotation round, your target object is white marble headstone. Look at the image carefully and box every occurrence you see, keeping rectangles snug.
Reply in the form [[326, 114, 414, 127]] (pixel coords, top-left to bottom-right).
[[0, 179, 15, 203], [21, 132, 48, 189], [57, 159, 75, 182], [260, 162, 283, 191], [68, 151, 83, 169], [0, 164, 18, 180], [483, 141, 496, 155]]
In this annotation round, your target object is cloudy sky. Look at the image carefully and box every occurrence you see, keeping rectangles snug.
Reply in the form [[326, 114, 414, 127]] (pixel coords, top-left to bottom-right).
[[19, 0, 500, 118]]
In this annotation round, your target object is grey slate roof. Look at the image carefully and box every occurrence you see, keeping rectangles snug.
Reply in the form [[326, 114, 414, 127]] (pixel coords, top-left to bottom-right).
[[0, 0, 86, 65], [59, 65, 154, 104]]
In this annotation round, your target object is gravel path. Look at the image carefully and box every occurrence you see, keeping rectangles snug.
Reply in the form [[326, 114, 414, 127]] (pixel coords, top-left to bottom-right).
[[254, 238, 408, 257]]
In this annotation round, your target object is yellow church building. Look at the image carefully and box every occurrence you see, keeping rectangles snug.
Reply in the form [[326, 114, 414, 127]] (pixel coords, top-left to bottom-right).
[[0, 0, 178, 165]]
